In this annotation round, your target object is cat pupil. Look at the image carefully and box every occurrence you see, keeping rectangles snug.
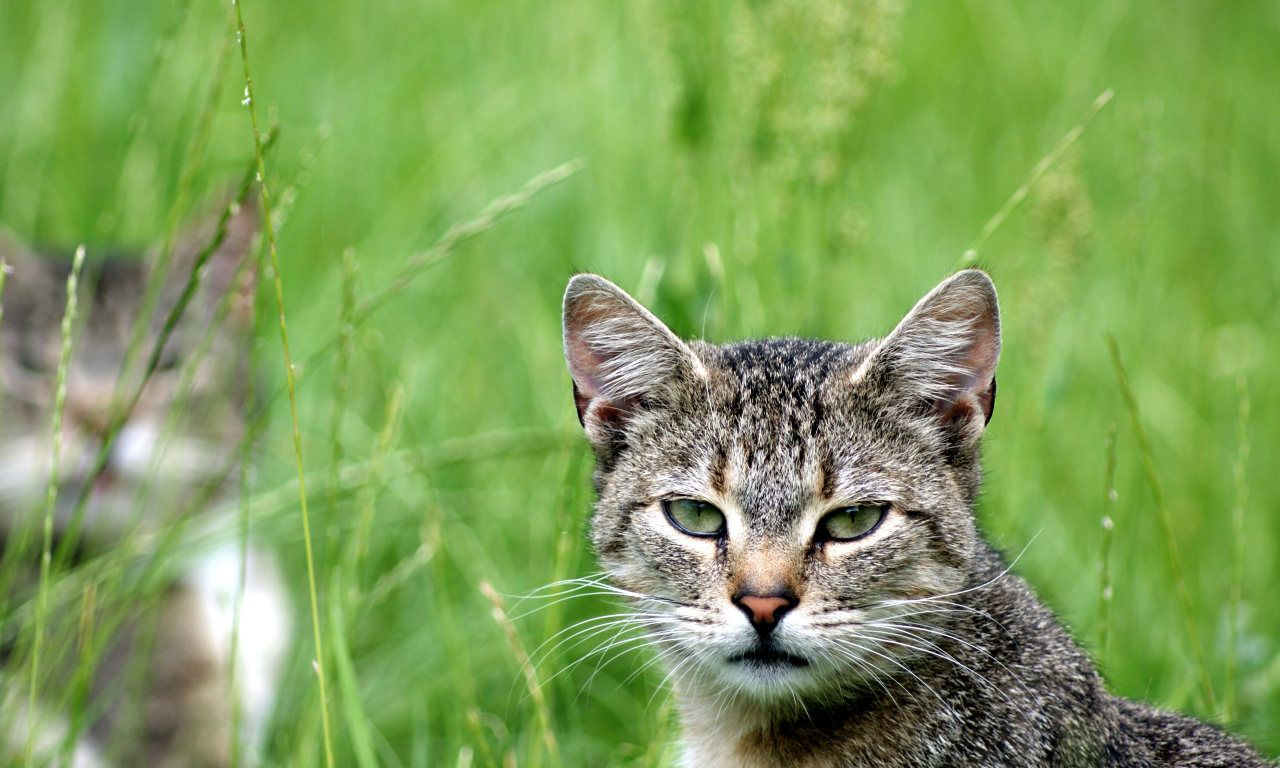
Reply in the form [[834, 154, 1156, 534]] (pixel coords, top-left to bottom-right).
[[820, 505, 885, 541], [663, 498, 725, 537]]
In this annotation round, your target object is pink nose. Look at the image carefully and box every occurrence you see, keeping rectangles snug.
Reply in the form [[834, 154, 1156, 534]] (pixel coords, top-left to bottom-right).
[[737, 595, 792, 625]]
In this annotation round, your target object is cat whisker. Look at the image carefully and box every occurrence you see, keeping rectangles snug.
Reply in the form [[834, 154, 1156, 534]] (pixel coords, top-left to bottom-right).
[[534, 621, 673, 697], [852, 625, 1020, 709], [862, 619, 1033, 696], [825, 636, 952, 711], [527, 612, 669, 667]]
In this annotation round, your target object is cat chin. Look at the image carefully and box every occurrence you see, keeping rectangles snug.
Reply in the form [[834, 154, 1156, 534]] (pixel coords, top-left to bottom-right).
[[691, 652, 826, 704]]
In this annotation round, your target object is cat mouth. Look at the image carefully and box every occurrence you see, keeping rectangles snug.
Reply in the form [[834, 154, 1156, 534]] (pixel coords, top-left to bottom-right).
[[728, 646, 810, 669]]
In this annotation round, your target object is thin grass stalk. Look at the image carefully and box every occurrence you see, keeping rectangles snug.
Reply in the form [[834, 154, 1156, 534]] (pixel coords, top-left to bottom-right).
[[351, 377, 406, 590], [329, 570, 380, 768], [350, 158, 584, 328], [1224, 373, 1250, 722], [1105, 332, 1217, 713], [24, 244, 85, 765], [327, 247, 359, 572], [0, 258, 6, 455], [51, 243, 263, 765], [112, 8, 234, 433], [430, 537, 495, 768], [279, 157, 586, 397], [159, 8, 238, 264], [959, 89, 1113, 266], [1097, 422, 1117, 661], [53, 142, 273, 568], [228, 231, 267, 768], [539, 441, 589, 685], [480, 581, 562, 768], [232, 2, 336, 766], [105, 0, 194, 228], [643, 693, 676, 768]]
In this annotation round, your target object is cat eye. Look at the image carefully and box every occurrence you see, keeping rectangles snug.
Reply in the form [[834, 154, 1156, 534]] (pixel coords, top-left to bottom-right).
[[818, 504, 887, 542], [662, 498, 726, 538]]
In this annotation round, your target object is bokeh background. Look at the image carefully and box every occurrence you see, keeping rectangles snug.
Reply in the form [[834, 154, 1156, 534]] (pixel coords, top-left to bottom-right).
[[2, 0, 1279, 764]]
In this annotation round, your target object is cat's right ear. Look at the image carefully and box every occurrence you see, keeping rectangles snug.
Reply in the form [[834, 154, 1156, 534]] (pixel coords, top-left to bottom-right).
[[563, 274, 702, 446], [854, 269, 1000, 445]]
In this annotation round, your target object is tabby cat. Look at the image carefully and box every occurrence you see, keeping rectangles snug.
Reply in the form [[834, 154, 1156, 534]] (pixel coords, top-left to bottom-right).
[[561, 270, 1269, 767], [0, 203, 288, 768]]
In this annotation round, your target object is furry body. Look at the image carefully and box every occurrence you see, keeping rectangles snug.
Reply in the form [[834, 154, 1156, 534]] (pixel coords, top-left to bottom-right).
[[561, 271, 1269, 767]]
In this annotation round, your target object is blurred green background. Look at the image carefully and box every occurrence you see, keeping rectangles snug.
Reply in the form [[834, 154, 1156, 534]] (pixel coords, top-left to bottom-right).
[[2, 0, 1279, 764]]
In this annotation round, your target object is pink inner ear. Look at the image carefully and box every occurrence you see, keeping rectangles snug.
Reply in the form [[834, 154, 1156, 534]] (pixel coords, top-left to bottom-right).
[[564, 291, 638, 423], [565, 332, 610, 402], [932, 316, 999, 428]]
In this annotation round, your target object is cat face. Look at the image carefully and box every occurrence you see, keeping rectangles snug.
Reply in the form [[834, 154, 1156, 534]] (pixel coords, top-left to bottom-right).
[[0, 204, 258, 545], [564, 271, 999, 709]]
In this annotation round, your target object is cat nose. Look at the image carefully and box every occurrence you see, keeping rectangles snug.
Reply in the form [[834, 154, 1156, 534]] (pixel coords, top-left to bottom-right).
[[734, 594, 795, 629]]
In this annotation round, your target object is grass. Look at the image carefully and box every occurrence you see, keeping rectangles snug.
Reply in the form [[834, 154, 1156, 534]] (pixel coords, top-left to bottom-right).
[[1, 0, 1279, 765]]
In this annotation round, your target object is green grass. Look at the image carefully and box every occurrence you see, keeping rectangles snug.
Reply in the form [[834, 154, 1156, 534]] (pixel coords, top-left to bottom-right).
[[2, 0, 1280, 765]]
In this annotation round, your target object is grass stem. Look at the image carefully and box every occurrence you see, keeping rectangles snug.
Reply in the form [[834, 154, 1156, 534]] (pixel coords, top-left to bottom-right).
[[1105, 332, 1217, 713], [53, 141, 273, 569], [1097, 423, 1117, 662], [480, 581, 562, 768], [232, 2, 336, 766], [24, 244, 84, 765], [960, 89, 1113, 266], [1225, 373, 1250, 722], [327, 247, 359, 573]]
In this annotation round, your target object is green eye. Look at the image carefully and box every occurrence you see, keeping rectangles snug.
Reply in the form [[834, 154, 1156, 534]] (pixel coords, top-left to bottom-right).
[[663, 498, 726, 537], [819, 505, 887, 541]]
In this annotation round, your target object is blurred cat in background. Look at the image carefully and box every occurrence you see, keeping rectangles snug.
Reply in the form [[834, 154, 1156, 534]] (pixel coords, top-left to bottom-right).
[[0, 200, 289, 768]]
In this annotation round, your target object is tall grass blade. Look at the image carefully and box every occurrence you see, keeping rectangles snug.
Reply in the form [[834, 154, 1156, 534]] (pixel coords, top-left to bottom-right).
[[351, 376, 407, 590], [111, 5, 236, 419], [959, 89, 1113, 266], [327, 247, 359, 572], [233, 3, 336, 767], [480, 581, 562, 768], [349, 158, 585, 330], [0, 0, 76, 235], [330, 571, 380, 768], [53, 141, 274, 569], [1225, 373, 1250, 722], [24, 244, 84, 765], [228, 230, 267, 768], [1097, 422, 1117, 661], [1105, 332, 1217, 713]]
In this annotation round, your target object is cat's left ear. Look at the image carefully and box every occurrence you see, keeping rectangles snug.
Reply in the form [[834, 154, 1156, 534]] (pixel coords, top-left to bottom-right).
[[855, 269, 1000, 442], [563, 274, 703, 449]]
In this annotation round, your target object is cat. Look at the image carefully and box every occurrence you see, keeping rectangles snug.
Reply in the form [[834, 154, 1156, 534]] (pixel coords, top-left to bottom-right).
[[561, 270, 1270, 767], [0, 201, 289, 768]]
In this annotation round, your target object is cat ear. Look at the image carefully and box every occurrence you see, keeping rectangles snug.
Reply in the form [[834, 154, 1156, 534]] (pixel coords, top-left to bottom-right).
[[563, 274, 702, 443], [855, 269, 1000, 440]]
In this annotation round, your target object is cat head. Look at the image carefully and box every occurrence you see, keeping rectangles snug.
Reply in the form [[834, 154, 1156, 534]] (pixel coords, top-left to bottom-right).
[[563, 270, 999, 709], [0, 200, 260, 546]]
